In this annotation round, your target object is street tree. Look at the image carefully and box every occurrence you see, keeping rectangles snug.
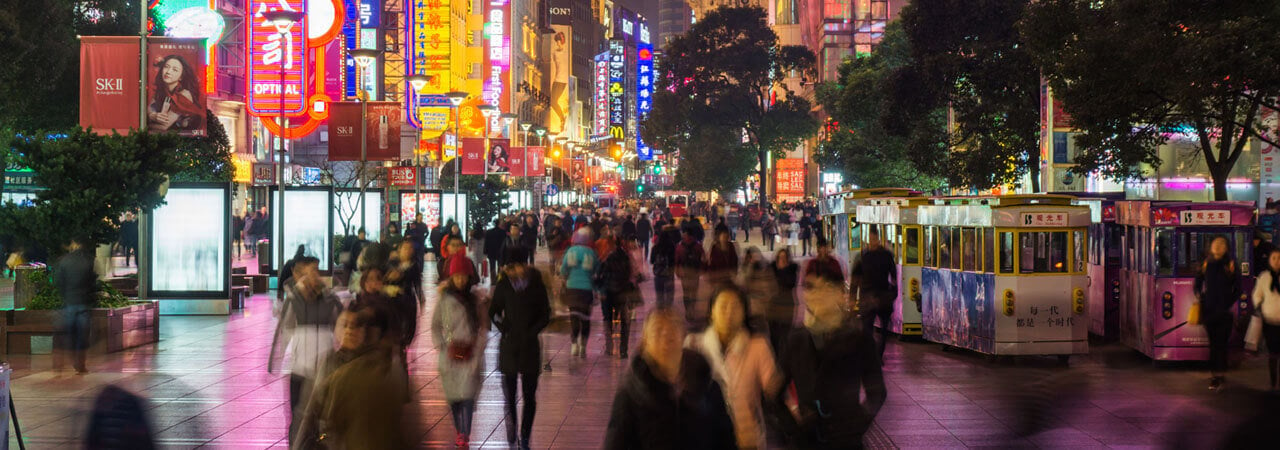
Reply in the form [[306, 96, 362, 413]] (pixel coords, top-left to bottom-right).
[[320, 160, 386, 236], [1023, 0, 1280, 200], [438, 165, 512, 232], [884, 0, 1042, 192], [172, 110, 234, 182], [0, 129, 182, 255], [815, 24, 946, 191], [644, 6, 819, 208]]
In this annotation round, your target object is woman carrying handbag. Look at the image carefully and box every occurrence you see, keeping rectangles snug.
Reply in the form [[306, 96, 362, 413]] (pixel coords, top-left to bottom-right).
[[432, 256, 487, 449], [1251, 248, 1280, 391]]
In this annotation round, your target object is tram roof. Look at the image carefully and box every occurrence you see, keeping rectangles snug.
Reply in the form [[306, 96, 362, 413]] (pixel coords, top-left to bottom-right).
[[917, 195, 1090, 227], [1115, 200, 1256, 227]]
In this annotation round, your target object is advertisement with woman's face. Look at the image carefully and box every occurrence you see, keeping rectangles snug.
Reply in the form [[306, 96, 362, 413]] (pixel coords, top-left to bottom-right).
[[487, 141, 510, 174], [147, 38, 207, 136]]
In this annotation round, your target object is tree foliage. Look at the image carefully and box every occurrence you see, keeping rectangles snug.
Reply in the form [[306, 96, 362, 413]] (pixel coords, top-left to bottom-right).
[[644, 6, 819, 205], [884, 0, 1042, 191], [0, 0, 154, 131], [0, 129, 183, 254], [172, 110, 234, 182], [437, 165, 512, 232], [1023, 0, 1280, 200], [815, 24, 946, 191]]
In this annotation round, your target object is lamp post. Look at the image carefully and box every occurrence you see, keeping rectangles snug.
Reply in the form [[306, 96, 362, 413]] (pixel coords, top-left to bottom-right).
[[262, 9, 304, 274], [478, 105, 498, 179], [445, 91, 469, 225], [520, 122, 532, 203], [498, 113, 518, 207], [349, 48, 382, 235], [566, 141, 576, 203], [406, 74, 431, 221]]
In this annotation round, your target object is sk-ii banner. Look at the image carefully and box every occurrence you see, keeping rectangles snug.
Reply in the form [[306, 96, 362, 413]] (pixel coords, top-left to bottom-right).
[[509, 146, 545, 177], [460, 138, 486, 175], [328, 102, 403, 161], [79, 36, 142, 135]]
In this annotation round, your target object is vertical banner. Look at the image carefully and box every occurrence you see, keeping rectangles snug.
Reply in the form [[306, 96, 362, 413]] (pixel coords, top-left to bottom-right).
[[776, 158, 806, 199], [527, 146, 545, 175], [247, 0, 309, 117], [486, 138, 512, 174], [408, 0, 453, 132], [571, 158, 585, 180], [79, 36, 142, 135], [593, 52, 610, 137], [509, 146, 545, 176], [366, 101, 402, 160], [608, 40, 626, 140], [460, 138, 486, 174], [636, 40, 654, 161], [147, 37, 208, 136], [327, 102, 363, 160], [1261, 109, 1280, 211], [483, 0, 512, 129], [548, 1, 573, 134]]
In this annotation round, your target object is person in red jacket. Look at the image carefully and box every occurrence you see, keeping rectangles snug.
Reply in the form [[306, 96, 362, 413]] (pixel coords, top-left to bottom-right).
[[706, 229, 739, 289], [805, 237, 846, 287]]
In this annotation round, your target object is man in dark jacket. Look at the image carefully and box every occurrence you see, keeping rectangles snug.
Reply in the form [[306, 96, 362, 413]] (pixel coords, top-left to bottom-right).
[[489, 247, 551, 449], [484, 219, 509, 284], [776, 279, 886, 449], [54, 238, 98, 373], [852, 228, 898, 358], [621, 214, 637, 242], [806, 237, 846, 286], [635, 213, 653, 259], [604, 308, 735, 450], [519, 215, 539, 264]]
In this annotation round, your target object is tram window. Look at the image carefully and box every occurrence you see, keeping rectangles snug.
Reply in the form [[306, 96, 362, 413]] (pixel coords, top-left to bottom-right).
[[1021, 231, 1069, 274], [999, 232, 1015, 273], [939, 227, 953, 269], [905, 227, 920, 264], [924, 227, 936, 267], [962, 228, 977, 272], [1236, 231, 1250, 275], [1124, 226, 1136, 270], [1075, 230, 1085, 272], [952, 227, 963, 269], [1155, 229, 1173, 276], [983, 228, 995, 273], [850, 224, 862, 251]]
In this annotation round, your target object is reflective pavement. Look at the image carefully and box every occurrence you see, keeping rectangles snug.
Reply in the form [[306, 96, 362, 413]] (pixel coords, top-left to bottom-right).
[[2, 253, 1275, 449]]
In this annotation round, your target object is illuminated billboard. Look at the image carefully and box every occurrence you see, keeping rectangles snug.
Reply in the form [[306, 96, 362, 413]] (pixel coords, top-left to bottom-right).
[[408, 0, 453, 132], [636, 39, 653, 160], [149, 185, 229, 297], [593, 52, 609, 137], [247, 0, 309, 116], [608, 40, 626, 140], [483, 0, 512, 129]]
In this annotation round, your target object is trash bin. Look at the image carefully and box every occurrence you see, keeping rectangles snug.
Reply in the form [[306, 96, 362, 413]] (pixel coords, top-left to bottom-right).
[[13, 264, 46, 309], [257, 240, 272, 274]]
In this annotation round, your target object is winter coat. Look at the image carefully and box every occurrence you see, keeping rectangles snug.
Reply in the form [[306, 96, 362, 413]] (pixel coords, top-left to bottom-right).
[[561, 245, 599, 291], [484, 227, 508, 260], [650, 240, 677, 279], [597, 247, 637, 295], [805, 256, 846, 286], [269, 282, 342, 378], [489, 268, 551, 374], [636, 219, 653, 240], [777, 319, 887, 448], [1253, 270, 1280, 326], [603, 350, 737, 450], [520, 224, 539, 250], [293, 343, 408, 450], [686, 331, 781, 450], [54, 249, 97, 308], [707, 243, 739, 285], [769, 263, 800, 323], [1195, 256, 1241, 320], [431, 287, 486, 402]]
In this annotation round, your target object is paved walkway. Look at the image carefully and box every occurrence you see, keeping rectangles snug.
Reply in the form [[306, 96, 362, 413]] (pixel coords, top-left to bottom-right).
[[2, 250, 1276, 449]]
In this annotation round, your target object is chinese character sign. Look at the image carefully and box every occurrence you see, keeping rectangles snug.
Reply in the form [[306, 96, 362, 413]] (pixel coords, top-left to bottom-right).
[[408, 0, 451, 130], [776, 158, 805, 196], [608, 40, 626, 138], [594, 53, 609, 137], [483, 0, 511, 127], [1179, 210, 1231, 226], [247, 0, 308, 116], [387, 167, 417, 187], [635, 42, 654, 160], [1019, 212, 1069, 227]]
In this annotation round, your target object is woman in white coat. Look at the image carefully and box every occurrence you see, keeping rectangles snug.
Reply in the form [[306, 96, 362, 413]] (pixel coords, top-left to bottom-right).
[[432, 255, 487, 448], [1251, 248, 1280, 391]]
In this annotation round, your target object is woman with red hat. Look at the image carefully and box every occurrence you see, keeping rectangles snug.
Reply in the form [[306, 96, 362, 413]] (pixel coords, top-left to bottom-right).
[[432, 255, 486, 448]]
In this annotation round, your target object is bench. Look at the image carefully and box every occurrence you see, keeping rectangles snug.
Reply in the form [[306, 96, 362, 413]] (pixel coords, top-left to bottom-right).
[[230, 286, 250, 310]]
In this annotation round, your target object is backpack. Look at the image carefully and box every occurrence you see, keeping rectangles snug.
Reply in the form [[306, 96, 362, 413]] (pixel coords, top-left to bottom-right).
[[653, 249, 675, 278], [679, 241, 703, 269]]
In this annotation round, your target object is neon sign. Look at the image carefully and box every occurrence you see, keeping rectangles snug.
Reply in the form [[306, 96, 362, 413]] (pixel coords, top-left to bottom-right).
[[408, 0, 453, 131], [594, 52, 609, 137], [483, 0, 512, 127], [247, 0, 308, 116], [636, 41, 653, 160], [608, 40, 625, 139]]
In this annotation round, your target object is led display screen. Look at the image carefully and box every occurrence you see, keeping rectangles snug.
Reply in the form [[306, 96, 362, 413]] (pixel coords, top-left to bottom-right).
[[151, 187, 228, 293], [272, 189, 333, 271]]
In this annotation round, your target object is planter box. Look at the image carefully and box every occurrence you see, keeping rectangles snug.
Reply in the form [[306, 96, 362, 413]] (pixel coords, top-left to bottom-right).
[[0, 301, 160, 354], [104, 277, 139, 298]]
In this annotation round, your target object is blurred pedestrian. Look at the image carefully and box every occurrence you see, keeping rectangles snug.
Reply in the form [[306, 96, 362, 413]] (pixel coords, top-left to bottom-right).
[[490, 247, 551, 449], [432, 256, 486, 448], [738, 246, 775, 329], [597, 238, 639, 359], [546, 216, 568, 274], [853, 228, 897, 358], [676, 229, 706, 325], [85, 385, 157, 450], [603, 308, 736, 450], [54, 237, 96, 374], [485, 219, 509, 284], [761, 215, 777, 252], [561, 228, 598, 358], [805, 237, 846, 286], [636, 213, 653, 259], [650, 226, 679, 308], [1252, 248, 1280, 391], [775, 275, 886, 448], [707, 229, 739, 289], [268, 256, 341, 444], [1195, 235, 1240, 391], [382, 221, 402, 247], [686, 286, 782, 450], [798, 212, 814, 257], [294, 300, 408, 450], [768, 248, 800, 355], [279, 245, 307, 305], [387, 240, 424, 345]]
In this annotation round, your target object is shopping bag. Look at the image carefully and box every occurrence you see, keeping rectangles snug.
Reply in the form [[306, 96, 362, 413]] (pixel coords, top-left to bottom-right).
[[1245, 314, 1264, 352], [1187, 302, 1201, 325]]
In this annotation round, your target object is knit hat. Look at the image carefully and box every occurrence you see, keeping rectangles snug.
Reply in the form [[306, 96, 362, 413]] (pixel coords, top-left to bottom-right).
[[448, 255, 475, 277], [572, 227, 594, 246]]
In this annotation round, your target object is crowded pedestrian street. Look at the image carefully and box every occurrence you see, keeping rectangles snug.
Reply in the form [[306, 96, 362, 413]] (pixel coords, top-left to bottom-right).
[[1, 245, 1274, 449]]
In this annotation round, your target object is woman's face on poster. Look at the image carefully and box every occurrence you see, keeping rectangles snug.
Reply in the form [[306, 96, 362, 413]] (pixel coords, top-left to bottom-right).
[[162, 58, 184, 85]]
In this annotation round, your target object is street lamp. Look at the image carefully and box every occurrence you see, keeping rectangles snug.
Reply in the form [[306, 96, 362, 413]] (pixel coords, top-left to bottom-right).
[[445, 91, 468, 224], [478, 105, 498, 178], [261, 8, 303, 274], [406, 74, 431, 220], [349, 47, 383, 235]]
